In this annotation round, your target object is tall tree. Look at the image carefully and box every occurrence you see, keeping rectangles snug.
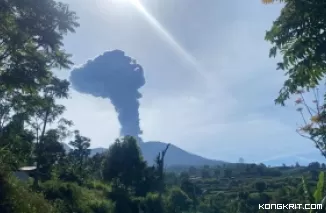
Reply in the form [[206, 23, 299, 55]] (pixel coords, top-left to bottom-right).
[[265, 0, 326, 160], [69, 130, 91, 176], [88, 153, 105, 180], [0, 0, 79, 172], [0, 0, 79, 115], [37, 129, 66, 181], [255, 181, 266, 193], [265, 0, 326, 105], [102, 136, 147, 192], [0, 113, 34, 168], [155, 143, 170, 199], [166, 187, 192, 213], [28, 77, 70, 187]]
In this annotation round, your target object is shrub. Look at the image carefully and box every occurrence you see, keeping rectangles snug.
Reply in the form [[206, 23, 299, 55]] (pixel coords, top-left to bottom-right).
[[0, 171, 57, 213], [41, 180, 91, 213], [88, 200, 115, 213]]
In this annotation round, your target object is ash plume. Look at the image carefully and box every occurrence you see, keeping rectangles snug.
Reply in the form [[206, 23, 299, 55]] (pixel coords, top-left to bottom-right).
[[69, 50, 145, 142]]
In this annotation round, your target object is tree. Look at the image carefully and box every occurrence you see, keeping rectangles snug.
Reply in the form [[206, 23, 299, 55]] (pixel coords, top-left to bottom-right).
[[180, 171, 190, 180], [237, 191, 251, 213], [0, 114, 34, 168], [37, 129, 66, 181], [291, 89, 326, 159], [155, 143, 170, 199], [201, 168, 211, 179], [69, 130, 91, 179], [0, 0, 79, 83], [302, 172, 326, 212], [88, 153, 105, 179], [214, 169, 221, 178], [0, 0, 79, 183], [28, 77, 71, 187], [166, 187, 192, 213], [0, 0, 79, 123], [141, 193, 164, 213], [188, 166, 197, 176], [224, 168, 232, 178], [180, 178, 202, 211], [308, 162, 321, 170], [322, 163, 326, 169], [239, 157, 245, 164], [102, 136, 147, 191], [265, 0, 326, 105], [255, 181, 267, 193]]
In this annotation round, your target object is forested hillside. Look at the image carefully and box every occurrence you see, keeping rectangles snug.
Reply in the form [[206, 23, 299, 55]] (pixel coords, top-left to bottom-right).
[[2, 135, 326, 213], [1, 0, 326, 213]]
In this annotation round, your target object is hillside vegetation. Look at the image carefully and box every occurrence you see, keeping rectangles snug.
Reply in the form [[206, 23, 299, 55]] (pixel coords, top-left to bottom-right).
[[2, 137, 326, 213]]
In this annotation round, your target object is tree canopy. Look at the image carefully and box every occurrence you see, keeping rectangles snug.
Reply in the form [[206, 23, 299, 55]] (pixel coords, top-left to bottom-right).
[[265, 0, 326, 105]]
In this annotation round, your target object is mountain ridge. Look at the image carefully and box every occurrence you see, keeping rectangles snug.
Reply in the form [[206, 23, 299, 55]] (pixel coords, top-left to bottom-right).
[[62, 141, 226, 166], [139, 141, 226, 166], [62, 142, 326, 166]]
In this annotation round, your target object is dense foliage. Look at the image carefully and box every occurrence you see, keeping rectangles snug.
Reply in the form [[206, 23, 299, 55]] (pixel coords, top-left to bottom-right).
[[265, 0, 326, 105], [1, 0, 326, 213]]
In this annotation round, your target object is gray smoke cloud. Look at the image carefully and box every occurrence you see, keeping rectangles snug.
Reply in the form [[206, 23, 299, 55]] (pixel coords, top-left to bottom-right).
[[69, 50, 145, 142]]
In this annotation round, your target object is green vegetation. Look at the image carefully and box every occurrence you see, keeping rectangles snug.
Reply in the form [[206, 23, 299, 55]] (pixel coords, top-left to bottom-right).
[[1, 0, 326, 213], [3, 136, 326, 213]]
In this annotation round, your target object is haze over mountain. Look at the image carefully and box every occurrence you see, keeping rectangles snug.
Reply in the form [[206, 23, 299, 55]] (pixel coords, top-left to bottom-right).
[[261, 151, 326, 167]]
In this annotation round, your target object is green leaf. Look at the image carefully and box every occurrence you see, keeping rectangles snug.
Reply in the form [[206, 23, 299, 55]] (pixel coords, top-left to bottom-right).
[[302, 176, 314, 204], [265, 0, 326, 104], [314, 172, 325, 203]]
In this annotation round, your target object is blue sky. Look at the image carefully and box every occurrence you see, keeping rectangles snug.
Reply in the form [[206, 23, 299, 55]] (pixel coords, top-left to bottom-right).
[[55, 0, 322, 163]]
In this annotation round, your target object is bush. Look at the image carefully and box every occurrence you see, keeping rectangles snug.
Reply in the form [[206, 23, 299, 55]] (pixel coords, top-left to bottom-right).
[[85, 180, 111, 192], [41, 179, 116, 213], [88, 200, 115, 213], [142, 193, 164, 213], [0, 171, 57, 213], [41, 180, 91, 213]]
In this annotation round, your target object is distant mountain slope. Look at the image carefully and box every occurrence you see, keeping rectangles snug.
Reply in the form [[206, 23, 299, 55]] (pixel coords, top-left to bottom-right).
[[139, 141, 226, 166], [63, 141, 226, 166], [63, 141, 326, 167], [64, 141, 226, 166], [261, 152, 326, 166]]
